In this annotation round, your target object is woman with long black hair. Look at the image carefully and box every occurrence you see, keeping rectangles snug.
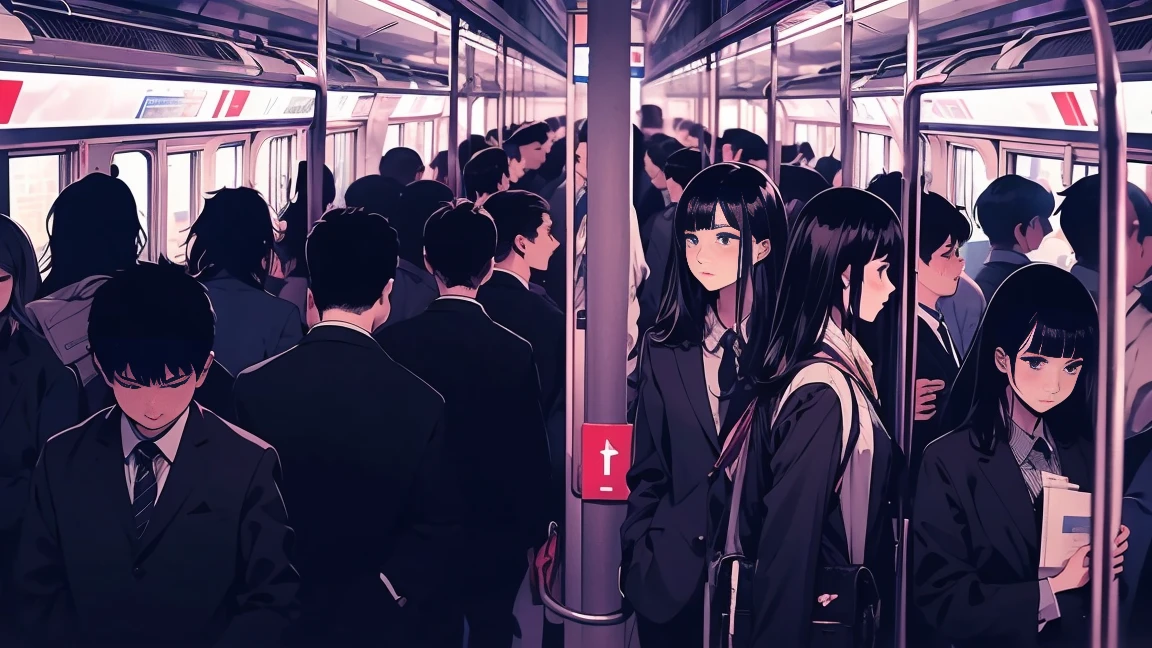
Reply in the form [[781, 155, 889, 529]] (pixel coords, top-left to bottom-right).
[[912, 263, 1125, 648], [0, 215, 79, 635], [718, 187, 903, 647], [620, 163, 788, 647], [268, 161, 335, 323]]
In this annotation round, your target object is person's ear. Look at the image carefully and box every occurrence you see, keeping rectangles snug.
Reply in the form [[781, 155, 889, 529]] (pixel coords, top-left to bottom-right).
[[195, 352, 215, 388], [753, 238, 771, 264], [514, 234, 529, 255], [994, 347, 1012, 375]]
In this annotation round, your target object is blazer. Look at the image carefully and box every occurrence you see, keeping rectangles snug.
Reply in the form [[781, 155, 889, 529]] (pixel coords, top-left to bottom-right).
[[620, 337, 740, 625], [234, 324, 459, 645], [974, 257, 1029, 303], [637, 202, 676, 341], [0, 325, 80, 599], [910, 316, 961, 483], [200, 271, 302, 375], [375, 297, 551, 550], [912, 427, 1093, 648], [378, 259, 439, 330], [13, 405, 299, 647]]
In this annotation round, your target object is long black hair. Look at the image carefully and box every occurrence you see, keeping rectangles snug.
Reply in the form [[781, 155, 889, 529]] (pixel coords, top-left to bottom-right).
[[941, 264, 1096, 453], [186, 187, 276, 290], [38, 172, 144, 298], [757, 187, 902, 388], [651, 163, 788, 368], [278, 162, 335, 278], [0, 215, 42, 334]]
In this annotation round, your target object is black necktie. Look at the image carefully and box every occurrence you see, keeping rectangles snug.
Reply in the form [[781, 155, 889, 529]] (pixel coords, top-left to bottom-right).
[[934, 313, 959, 366], [718, 329, 738, 398], [132, 441, 162, 539]]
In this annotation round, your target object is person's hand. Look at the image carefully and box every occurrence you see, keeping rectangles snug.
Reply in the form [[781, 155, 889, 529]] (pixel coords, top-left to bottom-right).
[[1051, 526, 1130, 593], [914, 379, 946, 421], [1115, 524, 1130, 579]]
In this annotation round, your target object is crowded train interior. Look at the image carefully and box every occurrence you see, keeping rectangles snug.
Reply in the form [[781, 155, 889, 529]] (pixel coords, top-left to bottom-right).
[[0, 0, 1150, 647]]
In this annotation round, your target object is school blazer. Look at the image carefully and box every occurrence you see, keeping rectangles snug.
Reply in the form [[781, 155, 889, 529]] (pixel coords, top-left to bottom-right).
[[12, 405, 299, 647], [912, 427, 1092, 648]]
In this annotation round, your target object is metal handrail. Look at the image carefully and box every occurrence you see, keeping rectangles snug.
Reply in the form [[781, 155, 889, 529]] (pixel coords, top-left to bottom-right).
[[839, 0, 855, 188], [306, 0, 328, 229], [1084, 0, 1127, 644], [536, 523, 628, 626]]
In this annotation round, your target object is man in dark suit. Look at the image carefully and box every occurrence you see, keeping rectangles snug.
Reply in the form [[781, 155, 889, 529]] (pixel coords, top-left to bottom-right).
[[375, 200, 551, 648], [910, 192, 973, 479], [971, 175, 1055, 300], [464, 148, 511, 204], [13, 260, 298, 647], [234, 208, 458, 646], [477, 190, 565, 519]]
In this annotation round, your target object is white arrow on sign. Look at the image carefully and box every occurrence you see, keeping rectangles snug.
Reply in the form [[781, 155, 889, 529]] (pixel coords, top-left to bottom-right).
[[601, 439, 619, 476]]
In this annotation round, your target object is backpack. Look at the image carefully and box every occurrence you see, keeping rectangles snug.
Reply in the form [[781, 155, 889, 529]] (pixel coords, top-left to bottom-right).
[[26, 276, 110, 414]]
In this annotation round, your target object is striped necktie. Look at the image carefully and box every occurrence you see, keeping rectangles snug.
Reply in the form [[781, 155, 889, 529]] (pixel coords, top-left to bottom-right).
[[132, 441, 163, 539]]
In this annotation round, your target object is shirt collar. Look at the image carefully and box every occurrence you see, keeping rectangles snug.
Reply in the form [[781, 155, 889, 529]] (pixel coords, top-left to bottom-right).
[[1007, 418, 1056, 468], [437, 294, 481, 306], [1128, 275, 1152, 314], [822, 319, 878, 399], [493, 267, 529, 290], [986, 249, 1032, 267], [312, 319, 374, 339], [917, 303, 944, 325], [121, 407, 189, 463], [702, 309, 748, 354]]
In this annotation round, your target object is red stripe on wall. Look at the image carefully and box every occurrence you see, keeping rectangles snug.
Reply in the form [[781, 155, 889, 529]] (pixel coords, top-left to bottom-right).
[[225, 90, 250, 118], [212, 91, 229, 118], [0, 80, 24, 125]]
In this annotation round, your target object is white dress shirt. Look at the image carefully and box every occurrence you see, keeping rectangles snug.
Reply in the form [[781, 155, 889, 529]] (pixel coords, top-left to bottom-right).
[[312, 319, 375, 339], [121, 408, 189, 504]]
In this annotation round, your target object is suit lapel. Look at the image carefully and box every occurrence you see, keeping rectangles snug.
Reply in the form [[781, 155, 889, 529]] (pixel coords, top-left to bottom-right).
[[136, 405, 210, 557], [976, 441, 1039, 562], [91, 408, 137, 542], [673, 345, 720, 452]]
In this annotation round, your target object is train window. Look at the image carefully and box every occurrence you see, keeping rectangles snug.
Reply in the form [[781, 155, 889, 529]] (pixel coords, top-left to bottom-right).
[[214, 144, 242, 190], [325, 131, 356, 208], [1011, 154, 1065, 196], [7, 153, 63, 269], [111, 151, 151, 257], [166, 152, 197, 264], [857, 132, 890, 188], [952, 146, 991, 214], [384, 124, 400, 152], [255, 135, 294, 214], [1072, 161, 1152, 195]]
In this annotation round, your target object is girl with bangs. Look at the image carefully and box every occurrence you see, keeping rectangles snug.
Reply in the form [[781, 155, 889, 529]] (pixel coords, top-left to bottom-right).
[[912, 263, 1126, 648], [713, 188, 903, 647], [620, 162, 788, 647]]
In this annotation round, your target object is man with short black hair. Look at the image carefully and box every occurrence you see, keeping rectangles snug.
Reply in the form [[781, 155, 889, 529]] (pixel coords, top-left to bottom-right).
[[234, 208, 458, 646], [972, 175, 1055, 299], [464, 147, 511, 203], [637, 104, 664, 138], [375, 201, 551, 648], [720, 128, 769, 169], [14, 260, 298, 646], [505, 122, 551, 194], [379, 147, 426, 186]]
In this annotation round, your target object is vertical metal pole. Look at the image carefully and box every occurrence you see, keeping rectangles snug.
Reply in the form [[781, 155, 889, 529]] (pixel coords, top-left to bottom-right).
[[563, 10, 582, 646], [448, 14, 461, 197], [839, 0, 855, 187], [696, 61, 706, 166], [306, 0, 328, 228], [499, 37, 508, 144], [710, 53, 720, 162], [1085, 0, 1127, 644], [767, 24, 779, 183], [466, 41, 476, 156], [583, 0, 630, 644]]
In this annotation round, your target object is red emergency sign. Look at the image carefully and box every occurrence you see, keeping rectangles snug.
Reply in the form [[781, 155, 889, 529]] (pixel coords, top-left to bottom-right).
[[581, 423, 632, 501]]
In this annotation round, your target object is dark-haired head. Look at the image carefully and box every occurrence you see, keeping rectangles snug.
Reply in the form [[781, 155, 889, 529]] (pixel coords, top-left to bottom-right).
[[798, 142, 816, 164], [461, 135, 491, 168], [781, 144, 800, 165], [866, 171, 903, 215], [638, 105, 664, 131], [758, 188, 903, 387], [291, 161, 336, 206], [396, 180, 455, 267], [379, 147, 425, 185], [423, 200, 497, 289], [344, 175, 403, 221], [664, 147, 703, 203], [508, 122, 550, 173], [974, 174, 1054, 249], [644, 138, 685, 191], [941, 264, 1096, 453], [428, 151, 449, 184], [653, 163, 788, 372], [814, 156, 843, 186], [39, 172, 145, 299], [186, 188, 276, 290], [484, 190, 556, 270], [89, 258, 214, 387], [279, 162, 336, 279], [0, 215, 42, 335], [1057, 173, 1152, 272], [306, 208, 398, 328], [464, 148, 511, 201], [721, 129, 768, 165]]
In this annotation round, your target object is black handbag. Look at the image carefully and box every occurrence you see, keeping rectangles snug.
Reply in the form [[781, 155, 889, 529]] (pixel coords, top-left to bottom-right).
[[706, 356, 880, 648]]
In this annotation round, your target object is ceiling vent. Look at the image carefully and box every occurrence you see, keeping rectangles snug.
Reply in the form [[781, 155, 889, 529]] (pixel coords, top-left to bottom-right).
[[1022, 18, 1152, 63]]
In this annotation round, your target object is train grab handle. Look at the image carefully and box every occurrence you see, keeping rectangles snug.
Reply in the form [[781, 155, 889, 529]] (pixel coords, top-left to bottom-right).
[[533, 522, 627, 626]]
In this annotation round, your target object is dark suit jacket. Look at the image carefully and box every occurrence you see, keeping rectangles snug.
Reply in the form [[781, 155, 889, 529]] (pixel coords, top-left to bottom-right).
[[201, 272, 302, 376], [233, 324, 459, 645], [13, 405, 299, 647], [621, 337, 751, 625], [375, 297, 551, 551], [0, 326, 80, 604], [379, 259, 439, 329], [637, 202, 676, 341], [911, 317, 961, 484], [913, 427, 1092, 648], [975, 259, 1029, 303]]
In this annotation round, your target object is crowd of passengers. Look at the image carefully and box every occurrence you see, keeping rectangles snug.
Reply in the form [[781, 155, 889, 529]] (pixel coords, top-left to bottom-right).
[[2, 104, 1152, 648]]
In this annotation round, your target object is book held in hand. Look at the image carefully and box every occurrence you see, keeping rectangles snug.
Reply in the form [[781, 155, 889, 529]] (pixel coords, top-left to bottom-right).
[[1038, 471, 1091, 578]]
